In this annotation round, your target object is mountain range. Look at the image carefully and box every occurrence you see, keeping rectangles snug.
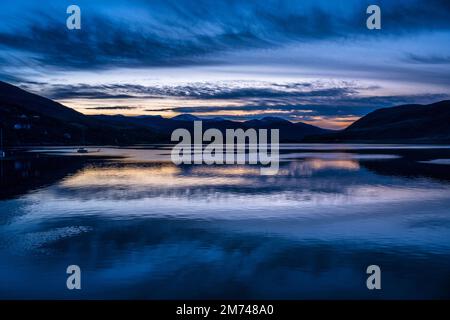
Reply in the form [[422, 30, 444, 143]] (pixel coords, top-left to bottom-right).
[[91, 113, 330, 143], [1, 81, 449, 145]]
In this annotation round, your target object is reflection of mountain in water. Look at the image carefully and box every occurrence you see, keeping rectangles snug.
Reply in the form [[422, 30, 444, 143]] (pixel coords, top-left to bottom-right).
[[0, 153, 98, 199], [358, 147, 450, 182], [361, 158, 450, 182]]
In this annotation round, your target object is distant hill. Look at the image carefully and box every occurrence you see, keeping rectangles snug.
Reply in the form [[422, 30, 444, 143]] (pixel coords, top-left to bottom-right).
[[171, 114, 201, 121], [93, 114, 332, 143], [243, 117, 330, 142], [306, 101, 450, 143], [0, 81, 165, 145]]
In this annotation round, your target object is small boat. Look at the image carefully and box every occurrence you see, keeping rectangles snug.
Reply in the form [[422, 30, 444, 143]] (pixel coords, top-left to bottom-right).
[[77, 129, 89, 154]]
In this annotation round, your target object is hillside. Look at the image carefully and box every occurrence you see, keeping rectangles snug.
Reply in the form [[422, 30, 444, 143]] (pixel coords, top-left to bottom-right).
[[306, 101, 450, 143], [0, 81, 165, 145]]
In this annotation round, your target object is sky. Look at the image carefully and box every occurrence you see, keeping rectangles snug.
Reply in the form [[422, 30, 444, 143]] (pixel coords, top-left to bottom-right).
[[0, 0, 450, 129]]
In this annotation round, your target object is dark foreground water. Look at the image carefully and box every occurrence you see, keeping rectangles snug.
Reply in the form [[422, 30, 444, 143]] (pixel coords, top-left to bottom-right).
[[1, 144, 450, 299]]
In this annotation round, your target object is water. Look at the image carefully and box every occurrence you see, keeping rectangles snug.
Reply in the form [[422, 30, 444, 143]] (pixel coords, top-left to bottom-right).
[[1, 144, 450, 299]]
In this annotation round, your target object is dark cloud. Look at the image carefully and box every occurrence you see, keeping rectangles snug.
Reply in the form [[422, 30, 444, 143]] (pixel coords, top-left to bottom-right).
[[0, 14, 223, 70], [32, 81, 359, 101], [85, 106, 137, 110], [380, 0, 450, 33], [0, 0, 449, 70], [33, 83, 160, 100], [407, 54, 450, 64], [198, 87, 357, 100]]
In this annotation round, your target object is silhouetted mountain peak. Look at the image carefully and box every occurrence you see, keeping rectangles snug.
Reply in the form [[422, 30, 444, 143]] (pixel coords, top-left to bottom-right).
[[134, 115, 164, 119], [171, 114, 201, 121], [260, 116, 291, 123], [204, 117, 227, 122]]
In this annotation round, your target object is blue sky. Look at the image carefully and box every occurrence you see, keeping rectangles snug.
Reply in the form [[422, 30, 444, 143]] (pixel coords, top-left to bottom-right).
[[1, 0, 450, 128]]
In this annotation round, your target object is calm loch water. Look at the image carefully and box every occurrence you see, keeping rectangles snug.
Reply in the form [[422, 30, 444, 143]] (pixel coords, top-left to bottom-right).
[[1, 144, 450, 299]]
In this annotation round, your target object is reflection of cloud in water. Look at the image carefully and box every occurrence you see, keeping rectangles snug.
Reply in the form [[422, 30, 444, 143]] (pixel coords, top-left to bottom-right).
[[13, 156, 450, 221], [281, 159, 359, 176], [61, 165, 247, 188], [62, 158, 360, 190], [190, 166, 262, 176], [4, 226, 91, 254]]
